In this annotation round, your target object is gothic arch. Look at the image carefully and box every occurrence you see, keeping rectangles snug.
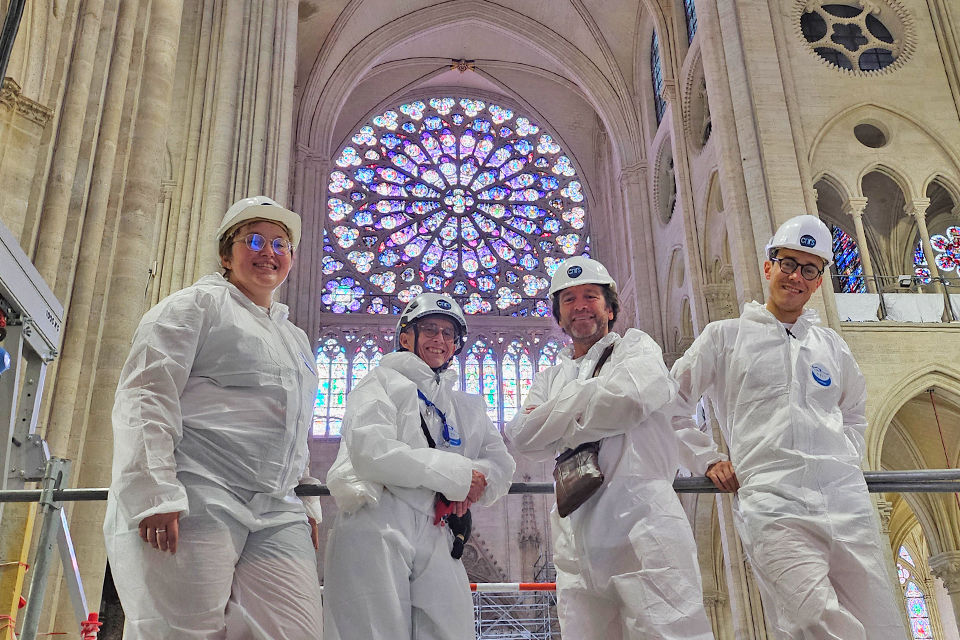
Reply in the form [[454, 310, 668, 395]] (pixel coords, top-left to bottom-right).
[[299, 0, 644, 168], [867, 364, 960, 470], [858, 163, 916, 202]]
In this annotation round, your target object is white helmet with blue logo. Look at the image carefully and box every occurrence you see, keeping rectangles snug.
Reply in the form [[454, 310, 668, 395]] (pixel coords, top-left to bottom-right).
[[764, 215, 834, 266], [395, 293, 468, 355], [548, 256, 618, 298]]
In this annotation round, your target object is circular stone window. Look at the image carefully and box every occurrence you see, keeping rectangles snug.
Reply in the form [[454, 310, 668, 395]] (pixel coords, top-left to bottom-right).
[[796, 0, 914, 74], [854, 123, 888, 148]]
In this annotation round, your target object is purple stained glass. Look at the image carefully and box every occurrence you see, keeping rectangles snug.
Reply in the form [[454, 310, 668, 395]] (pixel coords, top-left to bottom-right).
[[322, 97, 590, 315]]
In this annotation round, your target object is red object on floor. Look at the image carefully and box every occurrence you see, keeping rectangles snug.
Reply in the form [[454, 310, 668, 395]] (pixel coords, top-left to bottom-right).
[[80, 612, 102, 639], [18, 597, 25, 609]]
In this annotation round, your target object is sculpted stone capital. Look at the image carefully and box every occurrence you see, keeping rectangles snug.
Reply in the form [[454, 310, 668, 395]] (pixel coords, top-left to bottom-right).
[[929, 550, 960, 593], [1, 78, 53, 127], [874, 497, 893, 534], [702, 589, 728, 606], [843, 197, 869, 218], [661, 79, 678, 105], [618, 162, 647, 189], [904, 197, 931, 220]]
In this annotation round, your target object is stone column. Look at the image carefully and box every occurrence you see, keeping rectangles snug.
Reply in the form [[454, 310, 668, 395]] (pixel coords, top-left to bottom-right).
[[929, 550, 960, 632], [716, 494, 772, 639], [618, 163, 666, 346], [62, 0, 184, 623], [874, 496, 911, 633], [703, 589, 734, 640], [33, 0, 106, 291], [905, 199, 942, 287], [843, 197, 878, 293]]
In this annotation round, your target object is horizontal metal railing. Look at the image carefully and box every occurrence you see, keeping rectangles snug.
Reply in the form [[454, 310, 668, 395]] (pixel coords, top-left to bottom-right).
[[4, 469, 960, 504]]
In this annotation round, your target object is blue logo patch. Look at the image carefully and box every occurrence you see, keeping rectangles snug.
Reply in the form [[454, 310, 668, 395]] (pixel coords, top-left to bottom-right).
[[436, 299, 452, 310], [567, 265, 583, 278], [800, 234, 817, 248], [811, 364, 832, 387]]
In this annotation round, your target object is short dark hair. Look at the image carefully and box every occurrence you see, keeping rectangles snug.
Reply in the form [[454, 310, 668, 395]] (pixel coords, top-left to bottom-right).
[[551, 284, 620, 329]]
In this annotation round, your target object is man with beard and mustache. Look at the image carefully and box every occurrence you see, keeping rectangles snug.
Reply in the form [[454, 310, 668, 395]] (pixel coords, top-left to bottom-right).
[[672, 215, 908, 639], [506, 256, 721, 640]]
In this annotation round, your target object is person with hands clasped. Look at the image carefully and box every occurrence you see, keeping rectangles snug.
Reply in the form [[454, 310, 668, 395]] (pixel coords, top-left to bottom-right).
[[323, 293, 515, 640], [671, 215, 908, 639], [506, 257, 719, 640], [103, 197, 324, 639]]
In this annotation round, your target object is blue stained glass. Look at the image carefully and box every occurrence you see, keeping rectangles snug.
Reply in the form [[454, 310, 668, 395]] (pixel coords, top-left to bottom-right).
[[684, 0, 698, 44], [652, 33, 667, 125], [831, 225, 866, 293]]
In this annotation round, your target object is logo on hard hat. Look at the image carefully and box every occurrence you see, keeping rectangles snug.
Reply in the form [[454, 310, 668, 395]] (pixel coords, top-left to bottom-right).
[[567, 265, 583, 278], [799, 234, 817, 248], [436, 299, 452, 310], [811, 364, 832, 387]]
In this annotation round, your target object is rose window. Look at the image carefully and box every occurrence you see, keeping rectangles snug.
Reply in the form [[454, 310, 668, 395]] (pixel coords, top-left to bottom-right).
[[322, 97, 590, 316], [799, 2, 904, 72], [914, 226, 960, 283]]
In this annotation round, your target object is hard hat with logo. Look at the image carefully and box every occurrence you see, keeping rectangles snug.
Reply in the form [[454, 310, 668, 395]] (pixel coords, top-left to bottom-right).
[[395, 293, 468, 355], [217, 196, 302, 249], [764, 215, 834, 266], [548, 256, 618, 298]]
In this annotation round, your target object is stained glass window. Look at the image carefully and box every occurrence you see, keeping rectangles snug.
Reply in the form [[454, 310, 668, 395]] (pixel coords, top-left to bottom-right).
[[350, 338, 383, 388], [502, 340, 535, 423], [831, 225, 866, 293], [914, 241, 931, 284], [684, 0, 698, 44], [913, 227, 960, 284], [897, 545, 934, 640], [323, 97, 591, 317], [315, 338, 349, 436], [539, 338, 564, 371], [652, 33, 667, 125], [313, 332, 568, 435]]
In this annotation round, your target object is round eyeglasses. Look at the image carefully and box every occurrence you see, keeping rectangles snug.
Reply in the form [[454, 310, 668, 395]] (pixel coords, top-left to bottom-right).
[[418, 322, 458, 343], [234, 233, 293, 256], [772, 257, 823, 281]]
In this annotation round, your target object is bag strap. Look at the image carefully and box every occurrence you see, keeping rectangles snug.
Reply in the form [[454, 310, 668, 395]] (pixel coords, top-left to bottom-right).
[[419, 413, 437, 449], [555, 342, 617, 463], [591, 343, 615, 378]]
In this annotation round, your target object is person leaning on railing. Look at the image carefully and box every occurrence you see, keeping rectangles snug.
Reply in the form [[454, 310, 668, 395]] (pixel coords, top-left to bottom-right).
[[506, 256, 720, 640], [103, 197, 324, 640], [671, 214, 910, 640]]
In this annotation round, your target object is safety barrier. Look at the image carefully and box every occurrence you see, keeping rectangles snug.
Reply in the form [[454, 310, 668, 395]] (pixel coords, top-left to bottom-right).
[[4, 469, 960, 505], [4, 468, 960, 640]]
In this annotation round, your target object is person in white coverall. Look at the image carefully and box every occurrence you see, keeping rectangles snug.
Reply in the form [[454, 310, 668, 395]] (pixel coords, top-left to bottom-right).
[[672, 215, 909, 640], [323, 293, 516, 640], [506, 257, 719, 640], [104, 196, 324, 639]]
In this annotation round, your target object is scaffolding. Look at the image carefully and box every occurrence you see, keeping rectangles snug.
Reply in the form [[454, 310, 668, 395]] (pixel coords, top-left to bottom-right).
[[473, 556, 558, 639]]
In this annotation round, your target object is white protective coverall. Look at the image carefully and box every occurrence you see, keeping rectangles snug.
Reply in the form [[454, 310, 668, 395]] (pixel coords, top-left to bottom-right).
[[323, 350, 516, 640], [506, 330, 721, 640], [670, 301, 907, 640], [103, 273, 324, 640]]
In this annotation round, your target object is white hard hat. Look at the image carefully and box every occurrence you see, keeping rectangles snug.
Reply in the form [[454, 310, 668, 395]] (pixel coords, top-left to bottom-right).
[[395, 293, 468, 355], [217, 196, 302, 249], [764, 215, 833, 266], [548, 256, 618, 298]]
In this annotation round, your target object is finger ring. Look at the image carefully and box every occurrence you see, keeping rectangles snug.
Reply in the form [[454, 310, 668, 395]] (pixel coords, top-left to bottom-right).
[[156, 528, 167, 533]]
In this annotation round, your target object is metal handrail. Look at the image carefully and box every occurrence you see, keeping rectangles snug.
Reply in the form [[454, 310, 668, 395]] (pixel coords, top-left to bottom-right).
[[4, 470, 960, 503]]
